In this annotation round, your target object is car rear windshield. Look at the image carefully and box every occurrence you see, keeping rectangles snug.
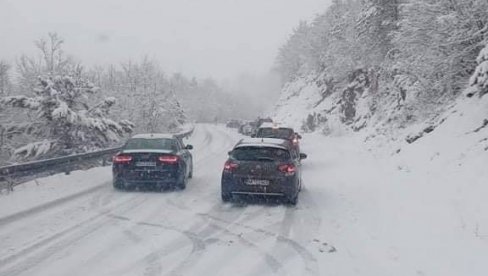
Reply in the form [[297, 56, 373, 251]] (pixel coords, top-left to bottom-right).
[[231, 146, 290, 162], [124, 138, 177, 151], [256, 128, 294, 139]]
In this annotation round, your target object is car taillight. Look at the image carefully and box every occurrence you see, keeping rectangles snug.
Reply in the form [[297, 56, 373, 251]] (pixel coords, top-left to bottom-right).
[[223, 160, 238, 172], [113, 155, 132, 163], [292, 138, 299, 145], [159, 155, 179, 164], [278, 164, 296, 175]]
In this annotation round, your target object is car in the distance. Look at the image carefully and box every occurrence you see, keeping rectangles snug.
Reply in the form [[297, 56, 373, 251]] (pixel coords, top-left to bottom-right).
[[112, 134, 193, 191], [226, 119, 243, 129], [221, 138, 307, 205], [254, 123, 302, 154]]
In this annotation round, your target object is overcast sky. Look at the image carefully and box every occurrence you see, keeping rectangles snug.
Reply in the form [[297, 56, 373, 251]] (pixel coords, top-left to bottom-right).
[[0, 0, 330, 80]]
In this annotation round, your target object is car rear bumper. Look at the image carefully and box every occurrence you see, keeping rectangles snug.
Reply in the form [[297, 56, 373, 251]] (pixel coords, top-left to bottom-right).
[[113, 169, 181, 187], [221, 173, 298, 198]]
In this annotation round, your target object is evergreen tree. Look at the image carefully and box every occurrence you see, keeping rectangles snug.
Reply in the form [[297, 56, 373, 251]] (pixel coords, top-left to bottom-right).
[[0, 75, 133, 159]]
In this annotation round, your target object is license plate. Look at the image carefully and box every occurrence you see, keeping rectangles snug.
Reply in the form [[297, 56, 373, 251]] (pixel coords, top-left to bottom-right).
[[136, 161, 156, 167], [245, 179, 269, 186]]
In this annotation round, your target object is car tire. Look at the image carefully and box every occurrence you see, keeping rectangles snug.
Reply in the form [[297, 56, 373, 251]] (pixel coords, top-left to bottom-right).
[[188, 163, 193, 179], [221, 192, 232, 202], [113, 179, 124, 191], [177, 171, 187, 190], [287, 194, 298, 206]]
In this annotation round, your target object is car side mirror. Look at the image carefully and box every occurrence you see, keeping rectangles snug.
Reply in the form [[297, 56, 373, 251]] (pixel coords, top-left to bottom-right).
[[185, 144, 194, 150], [296, 133, 302, 139], [299, 153, 307, 160]]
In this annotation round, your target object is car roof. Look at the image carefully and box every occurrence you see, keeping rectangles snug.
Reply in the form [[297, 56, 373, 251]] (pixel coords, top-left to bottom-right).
[[258, 123, 294, 131], [235, 138, 292, 150], [259, 122, 276, 128], [130, 133, 176, 139]]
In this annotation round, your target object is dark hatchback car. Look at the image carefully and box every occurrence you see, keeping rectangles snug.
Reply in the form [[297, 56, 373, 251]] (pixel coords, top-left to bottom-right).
[[112, 134, 193, 190], [221, 138, 307, 205], [254, 124, 302, 154]]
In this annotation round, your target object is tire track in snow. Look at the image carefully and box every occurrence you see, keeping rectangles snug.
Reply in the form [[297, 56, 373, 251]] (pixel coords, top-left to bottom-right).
[[200, 212, 319, 275], [137, 125, 236, 275], [159, 202, 249, 275], [112, 205, 283, 276], [0, 183, 106, 227], [100, 213, 210, 276], [0, 194, 147, 276]]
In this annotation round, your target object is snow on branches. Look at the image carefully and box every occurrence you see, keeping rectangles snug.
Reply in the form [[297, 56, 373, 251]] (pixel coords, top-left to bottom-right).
[[468, 44, 488, 97], [0, 75, 133, 159]]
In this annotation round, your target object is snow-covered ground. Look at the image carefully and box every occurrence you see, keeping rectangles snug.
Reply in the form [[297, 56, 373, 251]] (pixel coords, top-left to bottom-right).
[[0, 123, 487, 276]]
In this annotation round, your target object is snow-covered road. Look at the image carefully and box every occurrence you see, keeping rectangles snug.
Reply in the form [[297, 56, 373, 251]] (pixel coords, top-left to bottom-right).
[[0, 124, 486, 276]]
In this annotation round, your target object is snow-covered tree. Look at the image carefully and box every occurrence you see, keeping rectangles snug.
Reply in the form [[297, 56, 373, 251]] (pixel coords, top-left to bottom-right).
[[356, 0, 399, 67], [17, 33, 76, 91], [273, 0, 488, 132], [0, 75, 133, 159], [0, 60, 11, 96], [468, 44, 488, 97], [393, 0, 487, 99], [275, 21, 314, 82]]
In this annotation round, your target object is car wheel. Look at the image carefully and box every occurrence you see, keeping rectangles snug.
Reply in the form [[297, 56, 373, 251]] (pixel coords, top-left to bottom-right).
[[287, 194, 298, 206], [188, 163, 193, 179], [113, 179, 124, 190], [221, 192, 232, 202], [177, 171, 187, 190]]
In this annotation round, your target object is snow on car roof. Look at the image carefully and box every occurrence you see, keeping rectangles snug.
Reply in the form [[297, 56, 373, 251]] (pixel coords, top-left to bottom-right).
[[130, 133, 176, 139], [235, 138, 290, 150], [259, 122, 276, 128], [259, 122, 294, 130]]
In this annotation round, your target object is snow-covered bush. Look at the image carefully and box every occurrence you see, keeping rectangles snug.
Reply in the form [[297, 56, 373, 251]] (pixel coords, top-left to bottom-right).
[[468, 44, 488, 97], [0, 75, 133, 159]]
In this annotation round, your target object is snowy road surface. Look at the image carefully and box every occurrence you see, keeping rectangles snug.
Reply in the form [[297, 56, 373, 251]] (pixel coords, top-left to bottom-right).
[[0, 124, 486, 276]]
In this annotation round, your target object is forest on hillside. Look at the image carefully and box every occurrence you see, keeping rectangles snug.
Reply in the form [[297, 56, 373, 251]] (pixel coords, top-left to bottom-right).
[[274, 0, 488, 132]]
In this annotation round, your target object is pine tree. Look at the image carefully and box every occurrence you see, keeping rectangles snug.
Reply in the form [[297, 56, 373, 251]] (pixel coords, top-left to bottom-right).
[[0, 74, 133, 159]]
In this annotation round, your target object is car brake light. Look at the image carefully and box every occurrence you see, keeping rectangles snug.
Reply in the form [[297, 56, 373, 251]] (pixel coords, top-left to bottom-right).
[[113, 155, 132, 163], [292, 138, 299, 144], [224, 160, 238, 171], [159, 155, 179, 164], [278, 164, 296, 175]]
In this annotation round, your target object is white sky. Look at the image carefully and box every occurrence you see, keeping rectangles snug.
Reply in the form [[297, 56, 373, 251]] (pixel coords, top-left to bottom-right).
[[0, 0, 330, 80]]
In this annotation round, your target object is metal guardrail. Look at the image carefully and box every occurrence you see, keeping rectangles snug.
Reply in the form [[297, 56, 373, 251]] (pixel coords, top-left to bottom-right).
[[0, 125, 194, 190]]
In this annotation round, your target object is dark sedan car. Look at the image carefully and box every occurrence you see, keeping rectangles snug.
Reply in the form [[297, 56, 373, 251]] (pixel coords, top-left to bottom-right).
[[221, 138, 307, 205], [112, 134, 193, 190], [254, 123, 302, 155]]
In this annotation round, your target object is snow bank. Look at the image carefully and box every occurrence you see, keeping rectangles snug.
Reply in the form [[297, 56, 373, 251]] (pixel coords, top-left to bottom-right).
[[0, 167, 111, 219], [299, 95, 488, 274]]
